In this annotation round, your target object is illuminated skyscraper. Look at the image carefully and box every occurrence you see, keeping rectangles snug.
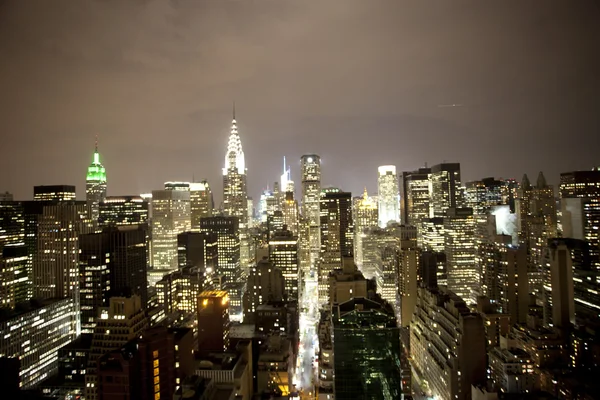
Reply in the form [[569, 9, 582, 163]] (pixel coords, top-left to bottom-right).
[[402, 167, 431, 227], [269, 228, 299, 300], [99, 196, 148, 227], [190, 181, 213, 230], [429, 163, 462, 218], [33, 185, 76, 202], [150, 190, 191, 279], [319, 188, 353, 304], [560, 169, 600, 275], [353, 188, 378, 270], [301, 154, 321, 268], [377, 165, 400, 227], [445, 207, 478, 305], [86, 141, 107, 223], [222, 108, 250, 274]]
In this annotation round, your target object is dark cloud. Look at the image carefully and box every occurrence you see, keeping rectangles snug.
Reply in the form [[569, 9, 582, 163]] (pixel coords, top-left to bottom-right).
[[1, 0, 599, 201]]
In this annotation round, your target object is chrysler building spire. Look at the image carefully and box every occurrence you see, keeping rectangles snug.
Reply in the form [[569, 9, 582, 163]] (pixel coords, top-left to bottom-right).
[[223, 108, 246, 175]]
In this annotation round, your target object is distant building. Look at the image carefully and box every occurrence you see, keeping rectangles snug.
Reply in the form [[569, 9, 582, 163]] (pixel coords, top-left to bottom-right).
[[269, 228, 299, 301], [429, 163, 462, 218], [301, 154, 321, 268], [190, 181, 213, 231], [198, 290, 230, 355], [33, 185, 76, 202], [378, 165, 400, 227], [99, 196, 148, 227], [402, 167, 430, 227], [86, 142, 107, 223]]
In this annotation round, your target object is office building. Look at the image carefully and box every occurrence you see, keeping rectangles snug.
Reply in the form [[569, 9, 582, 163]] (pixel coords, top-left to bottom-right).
[[200, 216, 242, 314], [197, 290, 230, 355], [86, 295, 148, 400], [190, 180, 213, 231], [177, 231, 218, 271], [481, 242, 529, 325], [488, 347, 538, 393], [445, 207, 479, 305], [97, 326, 179, 400], [410, 286, 486, 400], [156, 266, 207, 314], [0, 298, 77, 388], [78, 224, 149, 333], [269, 228, 299, 301], [328, 259, 369, 308], [281, 191, 299, 236], [0, 244, 28, 308], [429, 163, 462, 218], [0, 200, 24, 246], [150, 189, 191, 274], [377, 165, 400, 227], [34, 201, 92, 303], [560, 169, 600, 272], [353, 188, 378, 270], [243, 258, 285, 322], [86, 141, 107, 223], [319, 188, 353, 304], [332, 296, 402, 400], [33, 185, 76, 202], [301, 154, 321, 269], [98, 196, 148, 227], [402, 167, 431, 227]]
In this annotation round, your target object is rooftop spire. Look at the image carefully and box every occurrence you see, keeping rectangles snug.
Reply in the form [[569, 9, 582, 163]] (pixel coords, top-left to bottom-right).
[[233, 101, 236, 120], [95, 135, 98, 153]]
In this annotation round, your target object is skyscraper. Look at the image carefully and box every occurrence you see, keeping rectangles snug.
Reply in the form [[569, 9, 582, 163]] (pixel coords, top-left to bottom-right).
[[190, 180, 213, 231], [429, 163, 462, 218], [86, 141, 107, 223], [319, 188, 353, 304], [150, 189, 191, 277], [99, 196, 148, 228], [197, 290, 230, 355], [402, 167, 431, 226], [78, 224, 149, 333], [301, 154, 321, 269], [33, 185, 76, 202], [377, 165, 400, 227], [222, 108, 250, 273], [353, 188, 378, 270], [269, 227, 299, 300]]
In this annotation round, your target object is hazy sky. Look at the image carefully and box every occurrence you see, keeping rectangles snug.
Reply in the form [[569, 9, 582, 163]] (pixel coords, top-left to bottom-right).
[[1, 0, 599, 203]]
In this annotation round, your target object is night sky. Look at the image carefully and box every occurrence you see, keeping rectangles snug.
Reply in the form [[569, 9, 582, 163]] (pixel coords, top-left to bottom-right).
[[1, 0, 599, 203]]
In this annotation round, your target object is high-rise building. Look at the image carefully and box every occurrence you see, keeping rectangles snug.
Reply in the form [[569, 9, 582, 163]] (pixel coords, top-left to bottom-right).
[[85, 295, 148, 400], [429, 163, 462, 218], [97, 326, 179, 400], [33, 185, 76, 202], [156, 266, 208, 314], [177, 231, 218, 271], [86, 141, 107, 223], [377, 165, 400, 227], [243, 258, 285, 322], [197, 290, 230, 355], [410, 286, 486, 400], [34, 201, 92, 306], [78, 224, 149, 333], [150, 189, 191, 275], [0, 244, 28, 308], [319, 188, 353, 304], [332, 296, 402, 400], [301, 154, 321, 269], [402, 167, 431, 227], [269, 228, 299, 301], [0, 298, 77, 389], [222, 109, 250, 274], [0, 200, 24, 246], [445, 207, 478, 305], [200, 216, 242, 315], [516, 172, 557, 296], [190, 181, 213, 231], [281, 191, 299, 236], [98, 196, 148, 227], [353, 188, 378, 270], [560, 169, 600, 274]]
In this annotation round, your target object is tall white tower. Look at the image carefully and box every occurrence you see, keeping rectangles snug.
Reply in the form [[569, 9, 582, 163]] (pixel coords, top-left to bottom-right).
[[301, 155, 321, 269], [378, 165, 400, 227]]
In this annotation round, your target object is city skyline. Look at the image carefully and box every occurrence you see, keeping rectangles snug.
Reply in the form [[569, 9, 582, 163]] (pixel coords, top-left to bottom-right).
[[1, 0, 599, 202]]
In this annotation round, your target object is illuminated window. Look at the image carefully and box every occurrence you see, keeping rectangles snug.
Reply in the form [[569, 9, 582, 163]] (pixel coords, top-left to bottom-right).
[[153, 350, 159, 358], [153, 360, 159, 368]]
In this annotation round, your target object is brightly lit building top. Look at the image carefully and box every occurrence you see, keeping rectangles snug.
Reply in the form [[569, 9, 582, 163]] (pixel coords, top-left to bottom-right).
[[223, 106, 245, 175], [86, 142, 106, 183]]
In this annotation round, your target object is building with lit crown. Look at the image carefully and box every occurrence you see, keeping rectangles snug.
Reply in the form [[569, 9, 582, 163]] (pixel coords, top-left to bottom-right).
[[86, 141, 107, 224], [353, 188, 378, 271]]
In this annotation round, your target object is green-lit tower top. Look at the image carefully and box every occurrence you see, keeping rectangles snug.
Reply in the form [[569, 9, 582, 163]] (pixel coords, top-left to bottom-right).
[[86, 138, 107, 183]]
